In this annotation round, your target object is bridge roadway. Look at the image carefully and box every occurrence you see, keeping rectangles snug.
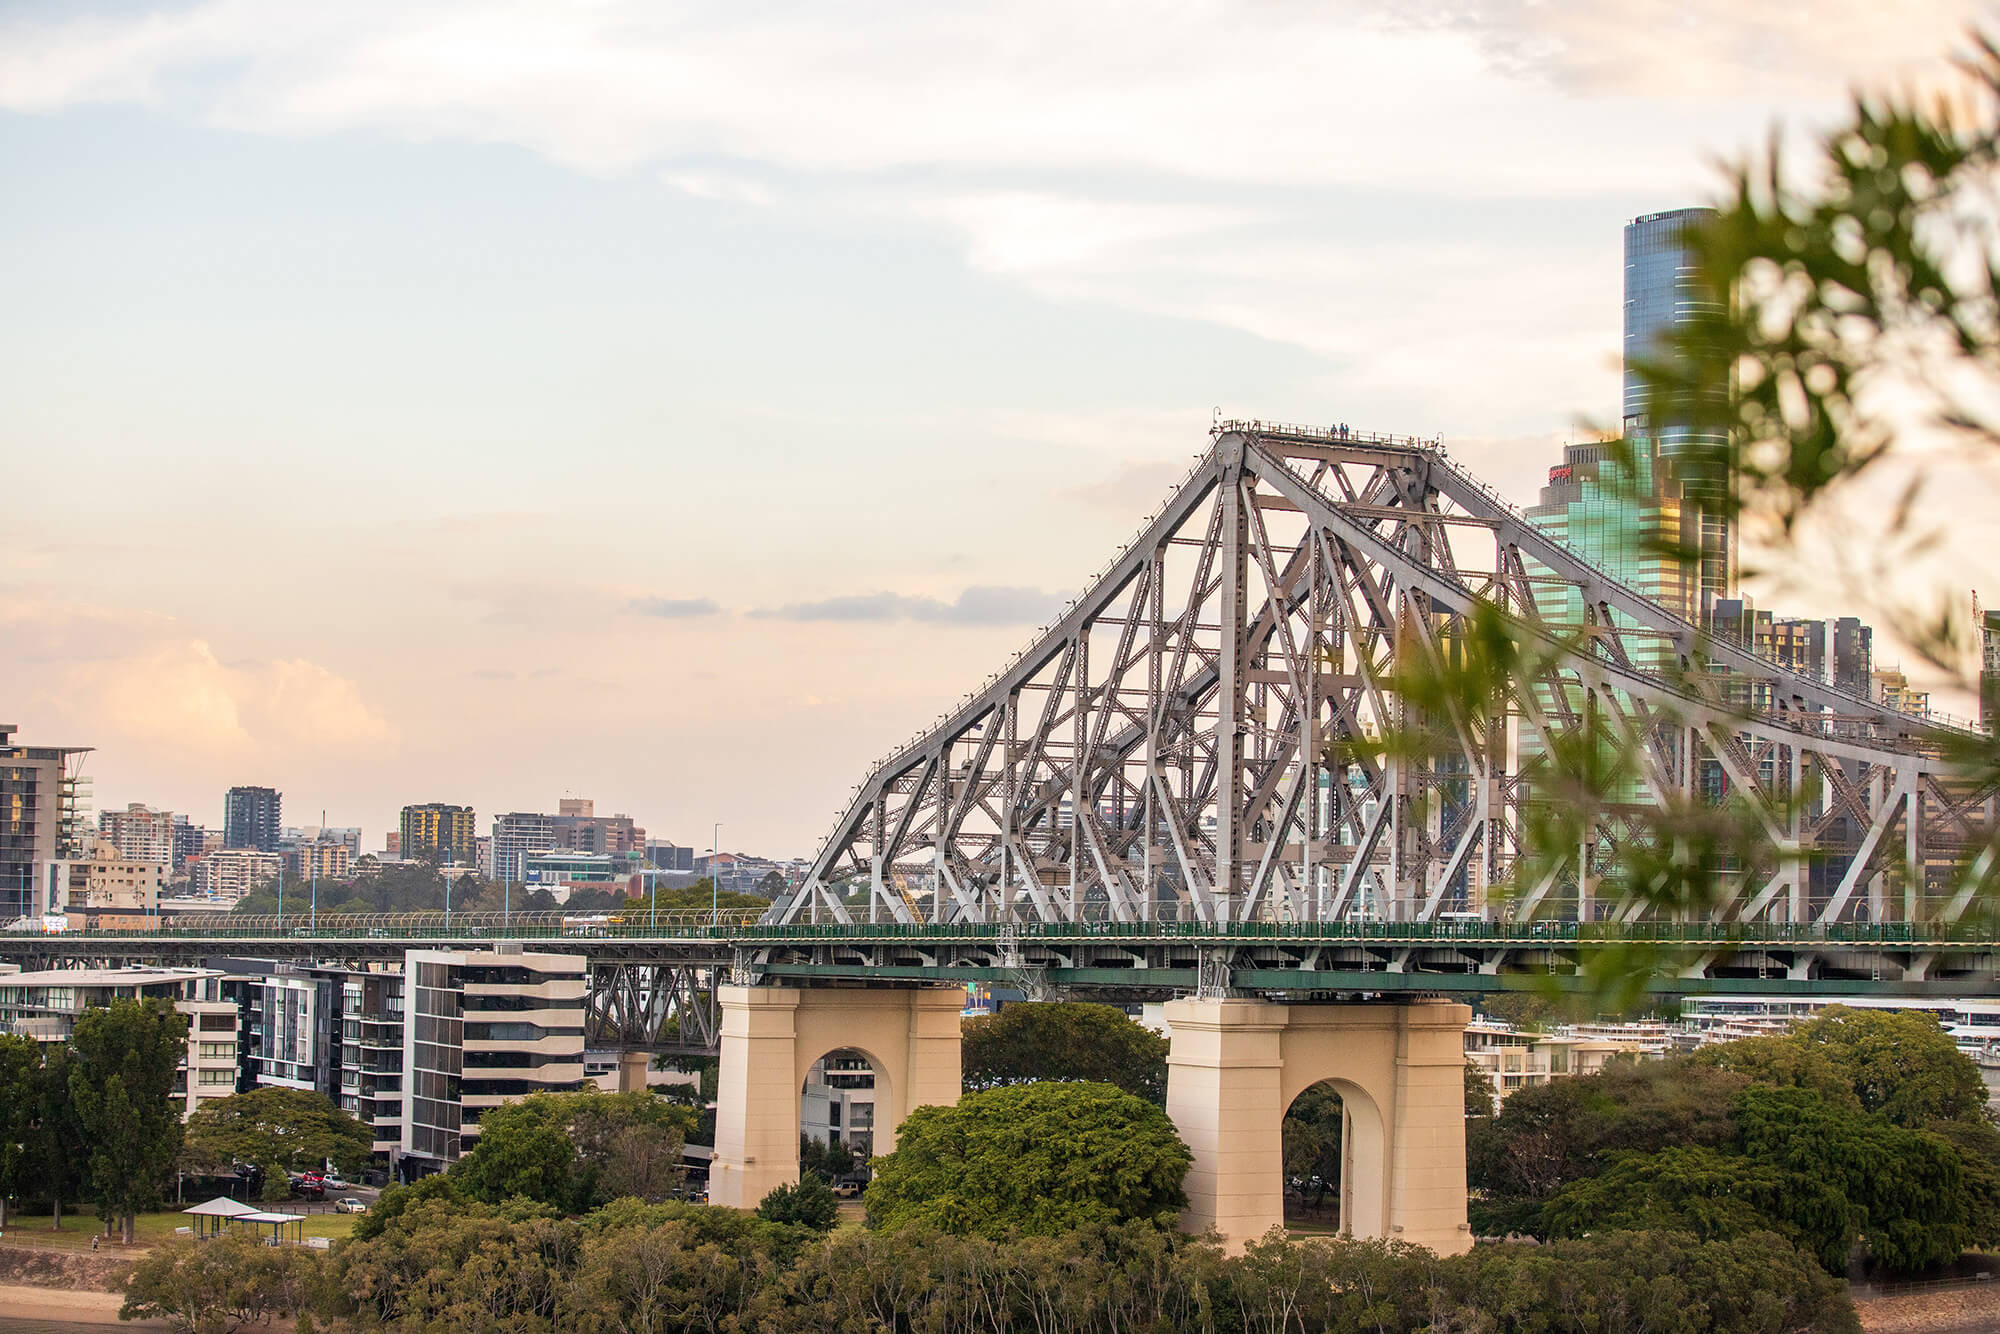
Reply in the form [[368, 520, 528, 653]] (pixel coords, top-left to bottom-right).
[[5, 911, 2000, 997]]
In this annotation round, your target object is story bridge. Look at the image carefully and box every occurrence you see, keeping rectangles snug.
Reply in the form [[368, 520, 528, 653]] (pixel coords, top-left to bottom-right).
[[9, 423, 1996, 1251]]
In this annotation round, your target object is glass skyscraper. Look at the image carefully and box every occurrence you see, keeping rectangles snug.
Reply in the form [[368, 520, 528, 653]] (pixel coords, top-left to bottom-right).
[[1526, 207, 1732, 630]]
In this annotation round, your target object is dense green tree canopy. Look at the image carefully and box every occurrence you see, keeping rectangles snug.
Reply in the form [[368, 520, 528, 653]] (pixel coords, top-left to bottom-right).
[[624, 878, 770, 916], [182, 1087, 373, 1179], [864, 1081, 1191, 1237], [451, 1089, 696, 1213], [1474, 1017, 2000, 1276], [757, 1175, 838, 1230], [0, 1035, 39, 1225], [1791, 1007, 1989, 1129], [68, 998, 189, 1244], [959, 1001, 1170, 1103], [124, 1198, 1864, 1334]]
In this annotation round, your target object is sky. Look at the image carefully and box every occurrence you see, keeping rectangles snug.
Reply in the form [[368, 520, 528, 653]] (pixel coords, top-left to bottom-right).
[[3, 0, 1996, 858]]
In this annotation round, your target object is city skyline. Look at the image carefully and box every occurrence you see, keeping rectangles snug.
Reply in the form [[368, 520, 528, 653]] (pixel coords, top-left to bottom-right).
[[7, 2, 1997, 857]]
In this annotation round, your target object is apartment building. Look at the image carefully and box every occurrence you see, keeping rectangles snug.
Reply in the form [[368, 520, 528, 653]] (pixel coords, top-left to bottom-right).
[[191, 848, 282, 901], [1463, 1022, 1648, 1107], [338, 970, 407, 1158], [287, 840, 353, 882], [0, 724, 93, 923], [401, 947, 587, 1172], [62, 836, 167, 919], [0, 963, 239, 1118], [99, 803, 178, 864], [399, 804, 477, 864], [223, 787, 282, 853]]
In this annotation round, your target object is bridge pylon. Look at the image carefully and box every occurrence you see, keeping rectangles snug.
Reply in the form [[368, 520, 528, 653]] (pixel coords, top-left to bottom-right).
[[1164, 996, 1472, 1253], [709, 985, 962, 1208]]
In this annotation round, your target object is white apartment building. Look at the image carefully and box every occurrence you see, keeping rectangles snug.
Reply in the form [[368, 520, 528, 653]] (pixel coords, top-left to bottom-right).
[[1464, 1022, 1651, 1107], [99, 803, 177, 864], [190, 848, 282, 901], [0, 964, 238, 1119]]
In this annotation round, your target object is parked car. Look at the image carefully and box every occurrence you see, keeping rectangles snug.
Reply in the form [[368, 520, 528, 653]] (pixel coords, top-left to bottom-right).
[[334, 1198, 368, 1214]]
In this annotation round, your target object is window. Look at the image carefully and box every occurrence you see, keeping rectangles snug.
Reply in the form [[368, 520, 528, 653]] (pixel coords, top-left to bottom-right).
[[198, 1042, 234, 1060], [197, 1068, 234, 1086]]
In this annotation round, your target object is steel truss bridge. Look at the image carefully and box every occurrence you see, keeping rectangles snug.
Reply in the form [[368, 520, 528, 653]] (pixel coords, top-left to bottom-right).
[[772, 423, 1994, 934]]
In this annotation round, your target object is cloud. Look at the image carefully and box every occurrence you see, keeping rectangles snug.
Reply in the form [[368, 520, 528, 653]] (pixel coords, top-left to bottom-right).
[[752, 585, 1058, 626], [627, 596, 723, 619], [662, 170, 774, 206], [0, 596, 396, 756], [0, 0, 1964, 198], [1387, 0, 1985, 98]]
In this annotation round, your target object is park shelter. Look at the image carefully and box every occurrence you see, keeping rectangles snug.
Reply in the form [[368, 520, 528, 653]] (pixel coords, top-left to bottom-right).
[[233, 1210, 307, 1245], [182, 1196, 256, 1239]]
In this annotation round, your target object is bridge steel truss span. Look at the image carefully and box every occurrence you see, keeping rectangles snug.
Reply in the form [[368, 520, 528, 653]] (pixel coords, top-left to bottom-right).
[[774, 425, 1989, 932]]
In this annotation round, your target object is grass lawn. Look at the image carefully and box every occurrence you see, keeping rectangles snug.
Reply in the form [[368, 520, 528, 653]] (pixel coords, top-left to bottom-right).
[[0, 1208, 357, 1251]]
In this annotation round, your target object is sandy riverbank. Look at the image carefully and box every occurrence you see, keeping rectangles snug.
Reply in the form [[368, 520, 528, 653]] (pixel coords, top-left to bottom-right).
[[0, 1284, 168, 1328]]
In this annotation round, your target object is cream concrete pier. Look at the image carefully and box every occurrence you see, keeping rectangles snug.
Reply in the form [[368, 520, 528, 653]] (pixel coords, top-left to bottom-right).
[[708, 984, 1470, 1255], [708, 984, 964, 1208], [1164, 997, 1473, 1254]]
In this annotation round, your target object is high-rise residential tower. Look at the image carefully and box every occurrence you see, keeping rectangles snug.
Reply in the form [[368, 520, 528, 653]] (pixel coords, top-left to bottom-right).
[[224, 786, 283, 853], [99, 803, 177, 864], [0, 725, 94, 921], [400, 803, 477, 864]]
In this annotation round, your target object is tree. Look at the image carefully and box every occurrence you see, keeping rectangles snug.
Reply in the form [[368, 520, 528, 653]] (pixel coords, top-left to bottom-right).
[[1685, 1033, 1861, 1112], [451, 1105, 577, 1210], [757, 1175, 838, 1230], [1283, 1084, 1343, 1213], [1790, 1007, 1989, 1130], [864, 1081, 1190, 1237], [960, 1002, 1170, 1103], [1735, 1084, 1972, 1274], [182, 1087, 372, 1181], [30, 1042, 86, 1229], [0, 1035, 38, 1227], [68, 997, 189, 1243], [1465, 1060, 1495, 1118], [122, 1230, 327, 1334], [800, 1134, 858, 1183], [451, 1089, 693, 1212], [625, 878, 768, 917]]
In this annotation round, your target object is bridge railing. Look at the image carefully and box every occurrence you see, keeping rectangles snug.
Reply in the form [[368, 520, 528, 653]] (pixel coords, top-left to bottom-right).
[[3, 907, 766, 942], [15, 909, 1988, 949]]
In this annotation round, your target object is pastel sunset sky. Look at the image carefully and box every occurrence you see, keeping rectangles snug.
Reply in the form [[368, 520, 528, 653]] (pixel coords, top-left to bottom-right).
[[5, 1, 1995, 856]]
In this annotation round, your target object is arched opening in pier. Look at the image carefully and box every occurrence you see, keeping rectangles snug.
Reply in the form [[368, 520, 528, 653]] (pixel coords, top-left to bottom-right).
[[1282, 1077, 1384, 1236], [800, 1046, 882, 1189]]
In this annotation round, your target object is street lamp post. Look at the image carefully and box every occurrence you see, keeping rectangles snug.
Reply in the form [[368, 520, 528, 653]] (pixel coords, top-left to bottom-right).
[[710, 822, 723, 926]]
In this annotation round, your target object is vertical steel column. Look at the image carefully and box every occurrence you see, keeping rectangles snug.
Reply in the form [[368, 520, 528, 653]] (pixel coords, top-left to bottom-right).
[[1215, 444, 1248, 922]]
